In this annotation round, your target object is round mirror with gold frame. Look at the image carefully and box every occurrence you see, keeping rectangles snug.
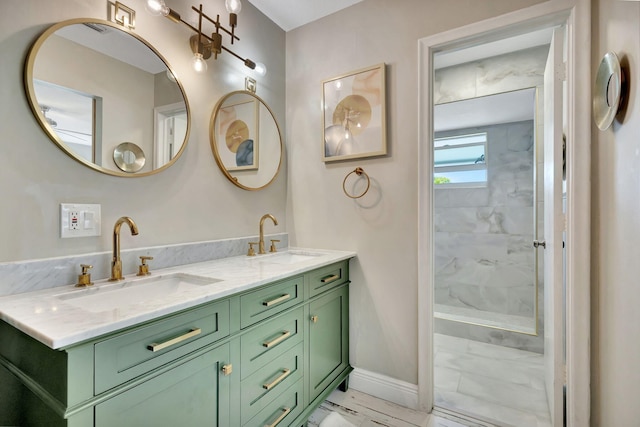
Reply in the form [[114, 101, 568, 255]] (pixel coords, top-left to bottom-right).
[[24, 18, 190, 177], [210, 91, 283, 190]]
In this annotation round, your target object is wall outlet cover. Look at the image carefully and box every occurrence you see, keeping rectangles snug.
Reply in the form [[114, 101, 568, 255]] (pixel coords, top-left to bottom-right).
[[61, 203, 101, 238]]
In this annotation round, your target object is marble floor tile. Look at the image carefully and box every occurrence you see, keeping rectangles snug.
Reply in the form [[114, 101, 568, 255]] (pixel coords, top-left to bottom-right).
[[434, 332, 471, 352], [434, 350, 545, 390], [435, 389, 548, 427], [433, 333, 551, 427], [457, 373, 549, 416], [465, 339, 542, 361], [434, 366, 462, 392]]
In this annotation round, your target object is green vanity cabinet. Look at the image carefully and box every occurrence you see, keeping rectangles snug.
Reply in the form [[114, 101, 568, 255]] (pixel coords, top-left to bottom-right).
[[0, 258, 352, 427]]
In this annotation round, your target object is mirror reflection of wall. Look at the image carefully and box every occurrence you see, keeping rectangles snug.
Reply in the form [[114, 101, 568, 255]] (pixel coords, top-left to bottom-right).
[[25, 19, 190, 177], [33, 79, 101, 164]]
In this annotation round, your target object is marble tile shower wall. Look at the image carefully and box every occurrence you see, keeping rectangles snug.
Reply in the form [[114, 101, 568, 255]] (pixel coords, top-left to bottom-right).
[[0, 234, 288, 297], [435, 120, 535, 315], [435, 121, 543, 353], [434, 45, 549, 104]]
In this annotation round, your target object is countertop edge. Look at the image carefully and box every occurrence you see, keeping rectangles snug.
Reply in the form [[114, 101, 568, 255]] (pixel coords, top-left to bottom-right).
[[0, 248, 356, 349]]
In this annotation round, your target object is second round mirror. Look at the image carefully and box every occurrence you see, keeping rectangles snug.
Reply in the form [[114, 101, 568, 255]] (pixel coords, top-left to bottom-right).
[[210, 91, 283, 191]]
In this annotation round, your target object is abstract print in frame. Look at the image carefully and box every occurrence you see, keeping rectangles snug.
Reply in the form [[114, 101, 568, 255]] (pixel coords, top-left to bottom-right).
[[322, 63, 386, 162], [217, 97, 259, 171]]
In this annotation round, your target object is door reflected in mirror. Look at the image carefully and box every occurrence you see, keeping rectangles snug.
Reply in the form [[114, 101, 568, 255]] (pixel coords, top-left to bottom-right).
[[210, 91, 283, 191], [24, 18, 190, 177]]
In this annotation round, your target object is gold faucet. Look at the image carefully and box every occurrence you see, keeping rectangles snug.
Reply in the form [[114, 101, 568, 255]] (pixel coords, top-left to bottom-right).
[[258, 214, 278, 254], [109, 216, 139, 281]]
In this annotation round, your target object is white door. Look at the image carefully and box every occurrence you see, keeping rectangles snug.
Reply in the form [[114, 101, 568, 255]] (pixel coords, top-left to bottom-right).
[[543, 26, 565, 427]]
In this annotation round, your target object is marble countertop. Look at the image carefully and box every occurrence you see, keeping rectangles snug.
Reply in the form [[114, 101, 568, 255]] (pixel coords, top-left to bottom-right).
[[0, 248, 355, 350]]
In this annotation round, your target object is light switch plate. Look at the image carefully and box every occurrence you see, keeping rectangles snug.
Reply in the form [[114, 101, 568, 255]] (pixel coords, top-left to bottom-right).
[[61, 203, 101, 238]]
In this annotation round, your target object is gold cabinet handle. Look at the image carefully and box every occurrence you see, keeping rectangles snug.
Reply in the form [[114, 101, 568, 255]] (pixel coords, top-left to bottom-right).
[[266, 407, 291, 427], [263, 368, 291, 390], [263, 293, 291, 307], [222, 364, 233, 376], [263, 331, 291, 348], [311, 315, 318, 323], [147, 328, 201, 352], [320, 274, 339, 284]]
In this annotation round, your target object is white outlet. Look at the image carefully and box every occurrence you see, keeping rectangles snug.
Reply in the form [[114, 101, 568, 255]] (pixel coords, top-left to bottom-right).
[[69, 211, 80, 230], [61, 204, 101, 238]]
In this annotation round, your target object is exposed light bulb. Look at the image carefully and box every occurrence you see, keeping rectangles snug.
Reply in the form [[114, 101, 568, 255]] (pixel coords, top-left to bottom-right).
[[191, 53, 208, 73], [166, 69, 177, 82], [254, 62, 267, 77], [146, 0, 169, 16], [225, 0, 242, 14]]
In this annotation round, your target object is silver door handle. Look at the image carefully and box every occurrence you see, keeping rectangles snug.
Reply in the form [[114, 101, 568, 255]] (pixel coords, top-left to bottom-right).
[[533, 240, 546, 248]]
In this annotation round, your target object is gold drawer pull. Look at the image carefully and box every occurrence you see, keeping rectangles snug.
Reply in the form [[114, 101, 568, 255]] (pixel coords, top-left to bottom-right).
[[311, 315, 318, 323], [263, 368, 291, 390], [263, 293, 291, 307], [266, 407, 291, 427], [147, 328, 202, 352], [263, 331, 291, 348], [320, 274, 340, 284]]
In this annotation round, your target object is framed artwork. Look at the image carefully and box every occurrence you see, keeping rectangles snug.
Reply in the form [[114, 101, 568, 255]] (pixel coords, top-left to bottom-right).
[[217, 97, 259, 171], [322, 63, 386, 162]]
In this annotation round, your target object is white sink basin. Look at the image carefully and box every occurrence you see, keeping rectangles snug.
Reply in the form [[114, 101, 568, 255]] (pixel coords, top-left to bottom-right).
[[55, 273, 222, 313], [259, 251, 323, 265]]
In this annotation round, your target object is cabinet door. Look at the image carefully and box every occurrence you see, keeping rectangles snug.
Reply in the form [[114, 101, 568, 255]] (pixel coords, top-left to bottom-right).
[[96, 344, 231, 427], [308, 285, 349, 402]]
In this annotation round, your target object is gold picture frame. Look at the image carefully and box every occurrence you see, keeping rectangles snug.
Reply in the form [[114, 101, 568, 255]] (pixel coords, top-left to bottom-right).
[[322, 63, 386, 162]]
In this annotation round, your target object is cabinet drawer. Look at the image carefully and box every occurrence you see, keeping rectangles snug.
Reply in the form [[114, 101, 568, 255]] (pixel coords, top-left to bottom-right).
[[243, 379, 304, 427], [240, 276, 303, 328], [308, 261, 349, 298], [241, 342, 303, 424], [94, 300, 230, 394], [240, 307, 303, 379]]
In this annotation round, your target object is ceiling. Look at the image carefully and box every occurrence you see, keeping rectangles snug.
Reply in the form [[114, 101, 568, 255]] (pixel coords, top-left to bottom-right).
[[434, 88, 536, 133], [247, 0, 363, 31]]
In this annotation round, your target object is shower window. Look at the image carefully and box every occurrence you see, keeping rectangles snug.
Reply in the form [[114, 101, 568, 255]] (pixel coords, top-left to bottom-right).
[[434, 132, 487, 187]]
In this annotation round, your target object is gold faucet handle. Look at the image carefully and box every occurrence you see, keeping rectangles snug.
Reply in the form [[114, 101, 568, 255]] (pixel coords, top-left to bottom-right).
[[269, 239, 281, 253], [137, 256, 154, 276], [247, 242, 258, 257], [76, 264, 93, 287]]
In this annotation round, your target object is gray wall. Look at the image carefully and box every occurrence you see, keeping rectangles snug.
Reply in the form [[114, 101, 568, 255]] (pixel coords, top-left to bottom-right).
[[591, 0, 640, 424], [285, 0, 545, 385], [0, 0, 286, 264]]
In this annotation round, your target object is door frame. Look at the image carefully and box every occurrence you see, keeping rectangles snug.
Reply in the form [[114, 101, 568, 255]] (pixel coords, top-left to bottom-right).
[[416, 1, 591, 425]]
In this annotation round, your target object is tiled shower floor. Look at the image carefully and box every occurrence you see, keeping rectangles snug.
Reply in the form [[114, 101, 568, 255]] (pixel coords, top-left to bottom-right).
[[434, 333, 551, 427]]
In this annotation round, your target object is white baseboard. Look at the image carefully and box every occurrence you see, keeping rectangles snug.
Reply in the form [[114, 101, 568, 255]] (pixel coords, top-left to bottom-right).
[[348, 367, 419, 410]]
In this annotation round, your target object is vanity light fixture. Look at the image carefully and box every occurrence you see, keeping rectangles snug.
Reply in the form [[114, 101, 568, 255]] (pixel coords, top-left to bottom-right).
[[146, 0, 266, 75]]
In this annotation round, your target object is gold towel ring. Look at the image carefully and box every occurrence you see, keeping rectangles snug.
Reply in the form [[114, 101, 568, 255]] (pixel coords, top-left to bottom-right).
[[343, 167, 371, 199]]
